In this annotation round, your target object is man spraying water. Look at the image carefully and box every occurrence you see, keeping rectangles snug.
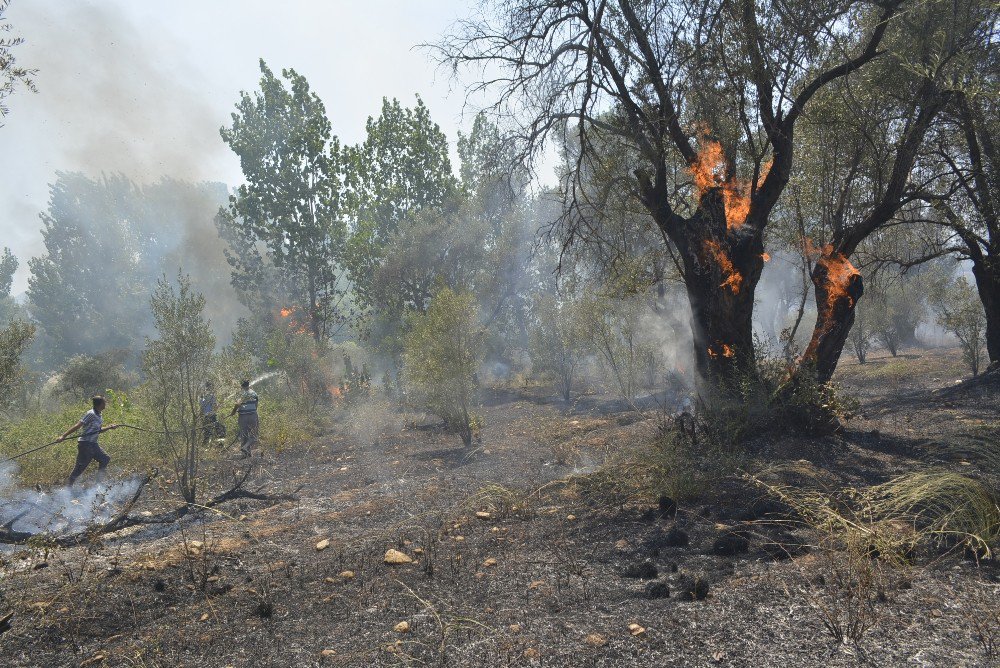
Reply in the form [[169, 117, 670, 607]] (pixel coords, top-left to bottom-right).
[[230, 379, 259, 459], [58, 395, 120, 485]]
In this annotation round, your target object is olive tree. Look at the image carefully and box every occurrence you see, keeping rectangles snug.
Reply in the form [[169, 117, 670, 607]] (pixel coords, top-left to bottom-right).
[[142, 275, 215, 503], [402, 288, 485, 446]]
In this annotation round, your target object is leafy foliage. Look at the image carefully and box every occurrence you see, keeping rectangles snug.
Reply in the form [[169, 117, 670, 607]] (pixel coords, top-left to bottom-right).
[[402, 288, 485, 446], [0, 0, 36, 121], [219, 59, 350, 341], [142, 275, 215, 503], [931, 275, 987, 376], [345, 96, 459, 312]]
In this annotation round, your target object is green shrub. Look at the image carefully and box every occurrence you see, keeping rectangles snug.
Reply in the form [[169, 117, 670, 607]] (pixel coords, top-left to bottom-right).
[[402, 288, 485, 446]]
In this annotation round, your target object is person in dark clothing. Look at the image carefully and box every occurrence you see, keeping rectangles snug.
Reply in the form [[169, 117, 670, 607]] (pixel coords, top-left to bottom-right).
[[229, 379, 259, 459], [58, 395, 120, 485], [200, 381, 225, 444]]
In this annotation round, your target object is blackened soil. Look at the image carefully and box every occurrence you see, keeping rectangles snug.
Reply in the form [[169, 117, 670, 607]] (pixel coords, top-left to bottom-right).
[[0, 347, 998, 667]]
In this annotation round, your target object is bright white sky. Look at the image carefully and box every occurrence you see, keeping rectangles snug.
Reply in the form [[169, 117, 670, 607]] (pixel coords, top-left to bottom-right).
[[0, 0, 508, 295]]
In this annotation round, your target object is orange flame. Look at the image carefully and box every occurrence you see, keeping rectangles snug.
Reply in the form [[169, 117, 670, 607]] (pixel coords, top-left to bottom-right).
[[278, 306, 310, 334], [689, 129, 770, 231], [328, 385, 344, 400], [761, 252, 771, 262], [804, 240, 861, 317], [703, 240, 743, 294], [707, 344, 735, 359]]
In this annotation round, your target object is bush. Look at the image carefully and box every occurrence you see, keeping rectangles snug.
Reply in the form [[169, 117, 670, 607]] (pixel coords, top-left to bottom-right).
[[59, 348, 135, 399], [142, 275, 215, 503], [266, 331, 337, 412], [402, 288, 485, 446], [930, 276, 987, 376], [528, 293, 587, 401]]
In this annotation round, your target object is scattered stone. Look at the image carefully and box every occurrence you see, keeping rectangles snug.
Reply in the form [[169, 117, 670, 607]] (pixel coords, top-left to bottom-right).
[[339, 570, 355, 580], [315, 539, 330, 551], [658, 495, 677, 519], [628, 623, 646, 637], [676, 574, 710, 601], [324, 577, 336, 584], [644, 581, 670, 599], [483, 558, 497, 567], [711, 533, 749, 556], [509, 623, 522, 633], [79, 654, 107, 667], [524, 648, 540, 659], [320, 649, 336, 657], [614, 539, 630, 551], [453, 536, 465, 542], [200, 613, 209, 622], [394, 621, 410, 633], [584, 633, 607, 647], [528, 580, 544, 590], [413, 547, 424, 555], [384, 549, 413, 565], [476, 511, 491, 519], [566, 514, 577, 521], [620, 560, 658, 579]]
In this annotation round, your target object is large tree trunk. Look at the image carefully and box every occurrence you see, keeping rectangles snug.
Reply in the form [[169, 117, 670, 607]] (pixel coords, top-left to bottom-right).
[[802, 250, 865, 383], [660, 190, 766, 386], [972, 256, 1000, 367]]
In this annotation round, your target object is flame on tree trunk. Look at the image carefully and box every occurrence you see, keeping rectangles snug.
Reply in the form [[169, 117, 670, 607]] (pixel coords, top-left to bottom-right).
[[665, 132, 768, 384], [802, 243, 864, 383]]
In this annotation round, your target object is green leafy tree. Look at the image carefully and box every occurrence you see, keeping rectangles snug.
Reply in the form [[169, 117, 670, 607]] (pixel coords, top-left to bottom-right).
[[0, 247, 16, 297], [27, 173, 148, 359], [0, 0, 36, 122], [142, 275, 215, 503], [402, 288, 485, 446], [930, 275, 987, 376], [528, 293, 587, 401], [220, 59, 349, 342], [26, 174, 233, 361], [0, 320, 34, 411], [346, 96, 458, 311]]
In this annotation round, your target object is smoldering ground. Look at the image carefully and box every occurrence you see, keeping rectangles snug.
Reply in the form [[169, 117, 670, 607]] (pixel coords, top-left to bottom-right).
[[0, 462, 142, 537]]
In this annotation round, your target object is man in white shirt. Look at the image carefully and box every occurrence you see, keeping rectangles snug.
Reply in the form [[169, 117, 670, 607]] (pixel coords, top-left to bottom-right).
[[58, 395, 120, 485]]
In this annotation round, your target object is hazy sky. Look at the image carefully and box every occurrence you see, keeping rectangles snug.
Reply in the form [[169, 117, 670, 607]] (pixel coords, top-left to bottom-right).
[[0, 0, 496, 294]]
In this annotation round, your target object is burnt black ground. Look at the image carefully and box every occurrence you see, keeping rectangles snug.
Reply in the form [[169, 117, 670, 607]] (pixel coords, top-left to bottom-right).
[[0, 345, 997, 667]]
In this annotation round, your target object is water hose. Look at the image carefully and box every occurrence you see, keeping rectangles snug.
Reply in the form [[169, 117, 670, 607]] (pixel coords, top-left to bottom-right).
[[0, 423, 215, 466]]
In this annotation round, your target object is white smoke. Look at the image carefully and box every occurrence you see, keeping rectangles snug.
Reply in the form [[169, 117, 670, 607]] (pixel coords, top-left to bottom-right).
[[0, 462, 142, 536]]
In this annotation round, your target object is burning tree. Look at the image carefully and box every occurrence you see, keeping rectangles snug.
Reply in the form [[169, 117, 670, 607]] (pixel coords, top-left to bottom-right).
[[219, 60, 350, 342], [788, 0, 987, 382], [439, 0, 906, 392]]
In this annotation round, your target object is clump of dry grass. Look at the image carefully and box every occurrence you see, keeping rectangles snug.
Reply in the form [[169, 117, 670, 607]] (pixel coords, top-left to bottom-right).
[[572, 415, 747, 506], [750, 466, 999, 645], [752, 468, 998, 560]]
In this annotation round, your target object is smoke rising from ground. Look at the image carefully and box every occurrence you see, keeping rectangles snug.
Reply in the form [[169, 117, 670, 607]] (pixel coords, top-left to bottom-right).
[[0, 462, 142, 536]]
